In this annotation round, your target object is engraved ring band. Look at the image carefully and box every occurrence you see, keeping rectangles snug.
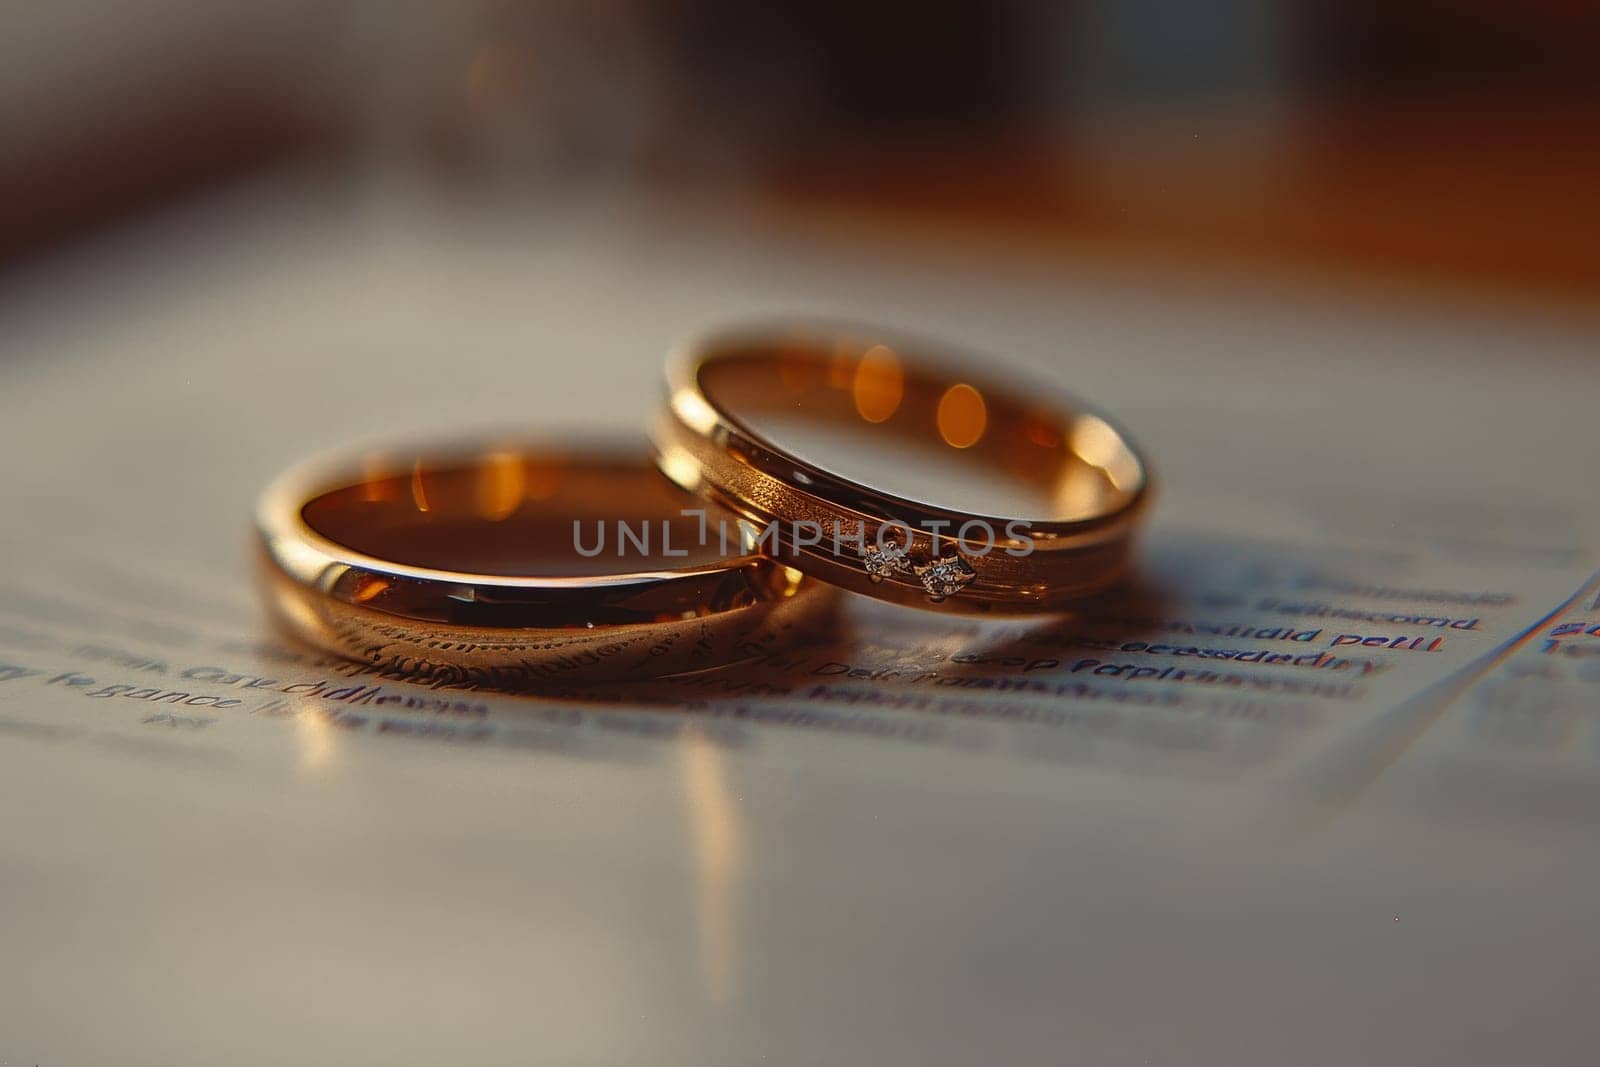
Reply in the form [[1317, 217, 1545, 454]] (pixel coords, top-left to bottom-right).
[[652, 324, 1154, 614]]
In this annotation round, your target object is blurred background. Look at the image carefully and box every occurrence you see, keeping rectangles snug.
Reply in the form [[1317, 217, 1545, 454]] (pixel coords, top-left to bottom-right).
[[4, 0, 1596, 303], [3, 11, 1599, 1064]]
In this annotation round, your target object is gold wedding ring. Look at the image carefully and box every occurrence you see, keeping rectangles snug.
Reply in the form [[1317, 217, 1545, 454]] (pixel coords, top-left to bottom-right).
[[653, 324, 1153, 614], [257, 442, 832, 685]]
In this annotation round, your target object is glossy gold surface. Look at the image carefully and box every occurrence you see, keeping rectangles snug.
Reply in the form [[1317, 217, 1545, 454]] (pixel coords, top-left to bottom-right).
[[256, 443, 832, 685], [653, 324, 1154, 614]]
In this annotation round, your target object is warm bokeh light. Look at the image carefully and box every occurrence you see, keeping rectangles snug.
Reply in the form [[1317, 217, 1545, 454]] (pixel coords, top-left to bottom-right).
[[475, 450, 526, 520], [409, 458, 431, 513], [852, 344, 904, 423], [1070, 414, 1139, 492], [936, 382, 987, 448]]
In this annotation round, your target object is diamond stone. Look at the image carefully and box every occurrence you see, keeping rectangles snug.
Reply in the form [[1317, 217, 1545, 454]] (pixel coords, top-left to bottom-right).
[[861, 541, 912, 582], [915, 554, 977, 599]]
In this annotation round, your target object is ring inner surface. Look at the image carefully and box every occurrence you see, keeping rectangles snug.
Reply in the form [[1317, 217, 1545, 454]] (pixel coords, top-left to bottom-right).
[[696, 342, 1144, 523], [300, 453, 739, 577]]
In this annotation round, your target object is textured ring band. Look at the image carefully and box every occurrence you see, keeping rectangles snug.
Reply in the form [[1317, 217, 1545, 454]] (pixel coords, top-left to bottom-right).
[[653, 324, 1154, 614], [256, 442, 832, 686]]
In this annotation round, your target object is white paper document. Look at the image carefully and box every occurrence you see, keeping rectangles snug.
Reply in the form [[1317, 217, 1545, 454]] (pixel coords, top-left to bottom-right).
[[2, 179, 1597, 1065]]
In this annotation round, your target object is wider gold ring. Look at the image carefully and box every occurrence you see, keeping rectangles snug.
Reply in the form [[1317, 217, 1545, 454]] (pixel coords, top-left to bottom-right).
[[653, 323, 1153, 614], [256, 441, 832, 686]]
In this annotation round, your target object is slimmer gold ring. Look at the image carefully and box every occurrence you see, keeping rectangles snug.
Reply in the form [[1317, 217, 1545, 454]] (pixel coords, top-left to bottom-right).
[[654, 323, 1153, 614]]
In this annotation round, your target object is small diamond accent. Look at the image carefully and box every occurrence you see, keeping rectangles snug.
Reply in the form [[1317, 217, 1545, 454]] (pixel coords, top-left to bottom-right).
[[915, 554, 977, 599], [861, 541, 913, 582]]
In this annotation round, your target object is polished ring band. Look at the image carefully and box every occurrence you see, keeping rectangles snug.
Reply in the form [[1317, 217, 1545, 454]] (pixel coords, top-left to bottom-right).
[[256, 442, 831, 686], [653, 324, 1153, 614]]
